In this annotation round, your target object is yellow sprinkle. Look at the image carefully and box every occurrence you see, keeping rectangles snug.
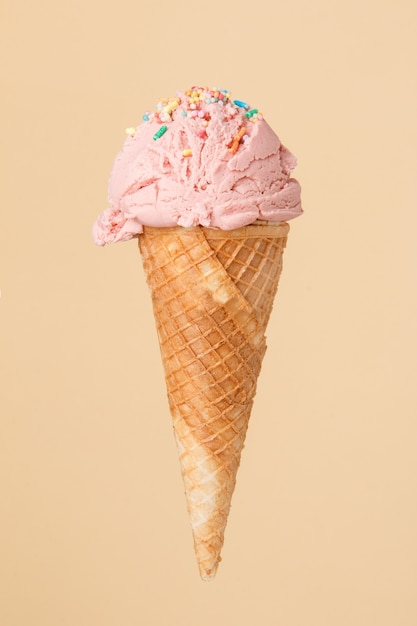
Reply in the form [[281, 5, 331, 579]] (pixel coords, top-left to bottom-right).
[[182, 148, 192, 157], [125, 127, 136, 136], [164, 98, 180, 114]]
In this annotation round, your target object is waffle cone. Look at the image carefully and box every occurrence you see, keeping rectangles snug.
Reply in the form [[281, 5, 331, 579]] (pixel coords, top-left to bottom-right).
[[138, 221, 289, 580]]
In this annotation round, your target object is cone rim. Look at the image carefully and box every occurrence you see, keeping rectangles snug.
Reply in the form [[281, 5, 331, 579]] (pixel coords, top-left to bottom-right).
[[140, 221, 289, 240]]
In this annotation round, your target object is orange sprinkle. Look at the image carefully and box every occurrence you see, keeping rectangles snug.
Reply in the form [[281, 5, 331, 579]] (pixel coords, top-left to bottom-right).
[[229, 127, 247, 154]]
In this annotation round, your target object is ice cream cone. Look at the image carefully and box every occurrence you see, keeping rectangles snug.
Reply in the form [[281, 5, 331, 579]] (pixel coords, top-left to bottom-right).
[[138, 221, 289, 580]]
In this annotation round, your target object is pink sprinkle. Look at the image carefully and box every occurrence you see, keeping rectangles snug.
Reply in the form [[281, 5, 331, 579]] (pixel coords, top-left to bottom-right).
[[198, 110, 205, 118], [198, 129, 207, 138]]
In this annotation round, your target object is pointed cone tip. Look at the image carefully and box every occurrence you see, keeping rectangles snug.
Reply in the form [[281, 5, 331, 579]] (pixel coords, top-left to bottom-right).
[[200, 569, 218, 582], [198, 558, 220, 581]]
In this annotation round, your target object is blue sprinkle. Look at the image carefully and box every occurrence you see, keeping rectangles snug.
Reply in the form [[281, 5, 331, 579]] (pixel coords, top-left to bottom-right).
[[142, 114, 149, 121], [233, 99, 249, 110]]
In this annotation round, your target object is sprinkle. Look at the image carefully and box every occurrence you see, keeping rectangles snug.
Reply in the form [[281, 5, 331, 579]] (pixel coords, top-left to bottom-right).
[[142, 114, 149, 121], [153, 125, 168, 140], [181, 110, 187, 116], [233, 99, 249, 109], [164, 99, 180, 114], [182, 148, 192, 157], [125, 127, 136, 136], [198, 129, 207, 138], [159, 112, 170, 122], [245, 109, 258, 118], [229, 127, 247, 154]]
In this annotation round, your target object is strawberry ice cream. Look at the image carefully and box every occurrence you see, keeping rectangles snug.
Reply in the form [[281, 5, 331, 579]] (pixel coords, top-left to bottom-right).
[[92, 86, 302, 245]]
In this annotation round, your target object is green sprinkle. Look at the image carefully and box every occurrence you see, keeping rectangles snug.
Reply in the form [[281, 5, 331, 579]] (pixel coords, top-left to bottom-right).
[[245, 109, 258, 118], [153, 125, 168, 140]]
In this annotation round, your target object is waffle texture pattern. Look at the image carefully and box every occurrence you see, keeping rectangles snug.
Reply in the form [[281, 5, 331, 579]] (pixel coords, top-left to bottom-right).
[[139, 222, 289, 579]]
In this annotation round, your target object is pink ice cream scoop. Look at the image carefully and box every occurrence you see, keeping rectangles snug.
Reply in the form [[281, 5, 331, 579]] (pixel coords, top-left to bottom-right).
[[92, 87, 302, 245]]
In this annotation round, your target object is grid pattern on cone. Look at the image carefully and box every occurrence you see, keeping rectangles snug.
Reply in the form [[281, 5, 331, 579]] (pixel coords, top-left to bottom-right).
[[140, 228, 263, 456], [138, 223, 289, 579], [206, 234, 287, 327]]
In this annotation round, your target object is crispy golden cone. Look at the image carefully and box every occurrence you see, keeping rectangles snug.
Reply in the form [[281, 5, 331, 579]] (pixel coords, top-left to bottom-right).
[[138, 221, 289, 580]]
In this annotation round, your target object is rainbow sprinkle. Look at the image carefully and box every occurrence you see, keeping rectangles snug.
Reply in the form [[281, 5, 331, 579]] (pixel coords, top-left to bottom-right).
[[229, 127, 247, 154], [153, 125, 168, 140], [128, 87, 264, 156], [233, 99, 249, 109]]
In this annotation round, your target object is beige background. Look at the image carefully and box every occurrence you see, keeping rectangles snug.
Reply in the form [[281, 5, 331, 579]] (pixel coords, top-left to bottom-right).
[[1, 0, 416, 624]]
